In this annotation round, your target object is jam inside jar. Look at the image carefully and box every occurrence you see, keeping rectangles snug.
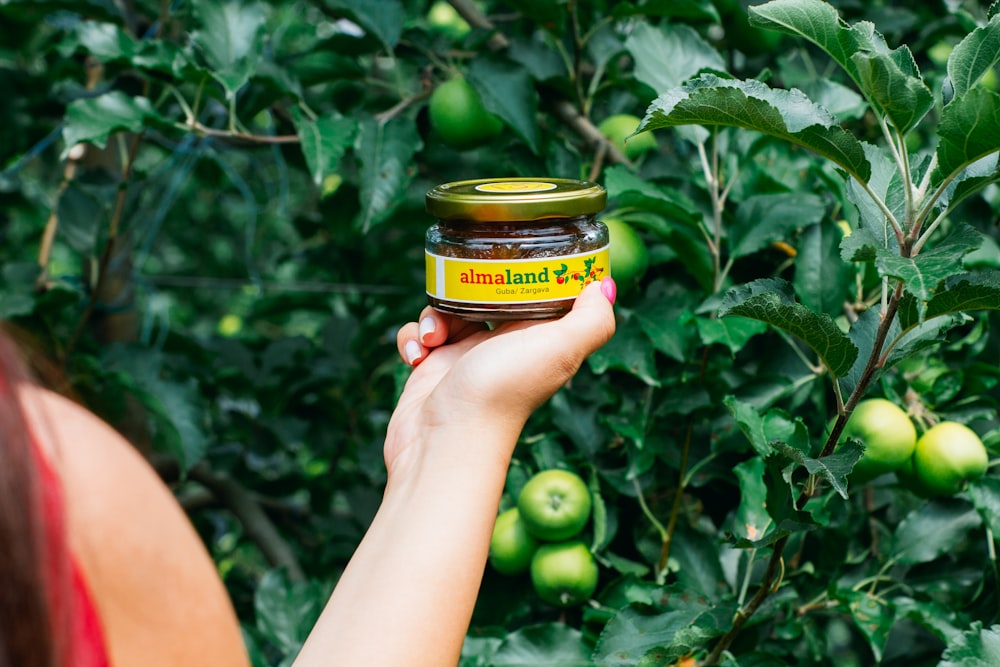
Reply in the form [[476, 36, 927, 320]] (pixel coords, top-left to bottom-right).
[[424, 178, 609, 321]]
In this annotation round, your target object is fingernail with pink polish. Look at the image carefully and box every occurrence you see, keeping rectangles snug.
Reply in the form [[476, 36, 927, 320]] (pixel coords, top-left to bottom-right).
[[404, 339, 422, 365], [601, 277, 617, 305]]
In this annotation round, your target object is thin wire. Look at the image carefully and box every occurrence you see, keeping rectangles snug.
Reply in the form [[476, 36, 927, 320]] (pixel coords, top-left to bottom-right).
[[203, 145, 263, 286], [135, 134, 202, 270], [0, 125, 64, 180], [138, 274, 409, 295]]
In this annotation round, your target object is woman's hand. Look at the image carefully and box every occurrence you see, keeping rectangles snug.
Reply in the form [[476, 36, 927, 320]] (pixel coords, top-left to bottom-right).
[[387, 277, 617, 473], [294, 278, 615, 667]]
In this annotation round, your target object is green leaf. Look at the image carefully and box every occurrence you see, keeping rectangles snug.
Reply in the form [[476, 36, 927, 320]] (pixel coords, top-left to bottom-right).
[[100, 346, 213, 469], [292, 111, 357, 188], [659, 222, 716, 293], [949, 13, 1000, 98], [587, 467, 611, 552], [837, 300, 956, 397], [729, 192, 825, 259], [57, 182, 105, 255], [5, 0, 118, 18], [839, 591, 894, 662], [62, 91, 154, 151], [724, 456, 816, 548], [798, 79, 866, 121], [634, 300, 696, 363], [583, 23, 625, 77], [0, 263, 42, 319], [749, 0, 861, 76], [840, 226, 884, 263], [771, 438, 862, 500], [75, 21, 137, 61], [324, 0, 403, 50], [489, 623, 594, 667], [935, 87, 1000, 185], [794, 222, 852, 316], [724, 396, 799, 459], [649, 604, 736, 665], [875, 224, 985, 303], [924, 271, 1000, 320], [604, 166, 702, 226], [894, 596, 967, 645], [938, 154, 1000, 212], [694, 316, 768, 356], [838, 306, 880, 398], [748, 0, 866, 70], [191, 0, 266, 98], [254, 569, 331, 655], [966, 476, 1000, 535], [467, 57, 540, 154], [551, 392, 604, 457], [719, 278, 859, 378], [966, 233, 1000, 268], [939, 622, 1000, 667], [355, 115, 421, 231], [748, 0, 907, 120], [890, 498, 982, 565], [500, 0, 563, 32], [592, 597, 714, 666], [671, 531, 728, 602], [639, 74, 870, 182], [732, 458, 771, 542], [753, 0, 934, 132], [844, 142, 904, 252], [656, 384, 712, 418], [462, 635, 504, 667], [149, 378, 209, 470], [765, 450, 815, 529], [614, 0, 720, 22], [851, 47, 933, 134], [885, 310, 966, 372], [506, 36, 566, 82], [625, 22, 725, 95], [588, 318, 660, 386]]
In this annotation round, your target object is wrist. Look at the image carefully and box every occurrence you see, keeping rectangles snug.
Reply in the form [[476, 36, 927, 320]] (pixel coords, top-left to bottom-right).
[[385, 413, 524, 487]]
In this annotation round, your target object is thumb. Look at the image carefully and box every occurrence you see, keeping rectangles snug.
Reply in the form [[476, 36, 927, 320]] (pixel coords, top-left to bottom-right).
[[480, 277, 617, 412], [548, 276, 618, 358]]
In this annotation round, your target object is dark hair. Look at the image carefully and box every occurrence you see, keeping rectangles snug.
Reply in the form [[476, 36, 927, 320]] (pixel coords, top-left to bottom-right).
[[0, 326, 64, 667]]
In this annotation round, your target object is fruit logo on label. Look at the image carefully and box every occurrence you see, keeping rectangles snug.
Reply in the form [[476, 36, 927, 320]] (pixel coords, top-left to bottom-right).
[[475, 181, 558, 193], [426, 246, 610, 305], [552, 255, 603, 286]]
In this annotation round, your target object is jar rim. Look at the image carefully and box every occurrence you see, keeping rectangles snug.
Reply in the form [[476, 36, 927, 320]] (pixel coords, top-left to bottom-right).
[[426, 177, 606, 221]]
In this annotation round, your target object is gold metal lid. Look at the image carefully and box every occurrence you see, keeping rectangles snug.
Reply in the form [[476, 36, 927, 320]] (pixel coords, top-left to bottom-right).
[[426, 177, 607, 221]]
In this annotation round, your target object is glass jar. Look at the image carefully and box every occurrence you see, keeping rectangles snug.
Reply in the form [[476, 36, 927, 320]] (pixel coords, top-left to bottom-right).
[[425, 177, 609, 321]]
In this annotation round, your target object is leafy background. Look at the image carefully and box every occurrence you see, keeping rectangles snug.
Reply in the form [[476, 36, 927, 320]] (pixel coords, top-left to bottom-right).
[[1, 0, 999, 665]]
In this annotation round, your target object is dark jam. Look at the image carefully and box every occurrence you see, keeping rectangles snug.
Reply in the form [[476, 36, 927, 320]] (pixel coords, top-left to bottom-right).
[[424, 178, 609, 321]]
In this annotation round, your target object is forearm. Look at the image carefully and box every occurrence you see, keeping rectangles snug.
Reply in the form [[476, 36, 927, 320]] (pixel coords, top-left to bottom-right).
[[293, 424, 519, 667]]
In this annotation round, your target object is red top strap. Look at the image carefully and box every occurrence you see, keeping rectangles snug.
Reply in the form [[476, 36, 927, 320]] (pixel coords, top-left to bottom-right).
[[34, 443, 111, 667]]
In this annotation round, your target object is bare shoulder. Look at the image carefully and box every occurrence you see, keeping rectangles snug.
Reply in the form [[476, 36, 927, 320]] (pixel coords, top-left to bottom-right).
[[22, 385, 250, 667]]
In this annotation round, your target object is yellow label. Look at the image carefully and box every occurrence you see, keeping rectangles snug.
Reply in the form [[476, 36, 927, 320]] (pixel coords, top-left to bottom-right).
[[426, 246, 610, 304], [475, 181, 558, 193]]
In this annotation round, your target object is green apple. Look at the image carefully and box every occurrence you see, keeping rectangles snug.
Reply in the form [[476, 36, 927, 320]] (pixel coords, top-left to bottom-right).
[[530, 541, 599, 607], [928, 41, 954, 67], [982, 67, 999, 91], [601, 216, 649, 291], [517, 469, 592, 542], [911, 421, 989, 496], [841, 398, 917, 483], [597, 114, 658, 160], [488, 507, 539, 575], [427, 0, 470, 40], [428, 77, 504, 150]]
